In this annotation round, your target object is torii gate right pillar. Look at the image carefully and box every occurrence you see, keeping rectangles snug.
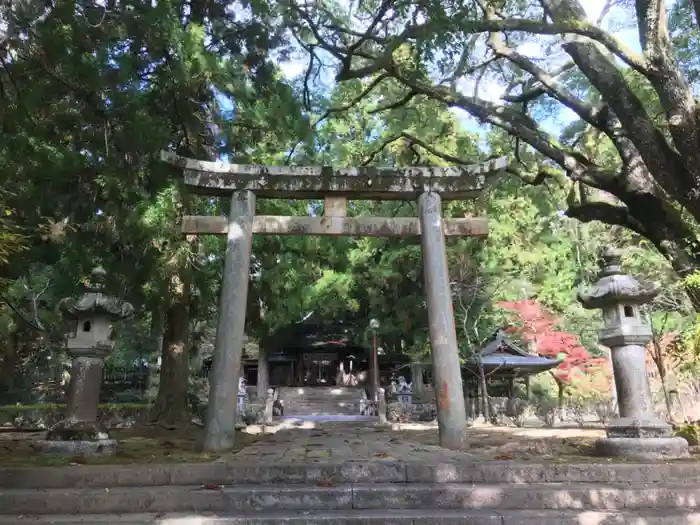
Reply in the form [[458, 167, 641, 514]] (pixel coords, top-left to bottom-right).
[[419, 192, 468, 449]]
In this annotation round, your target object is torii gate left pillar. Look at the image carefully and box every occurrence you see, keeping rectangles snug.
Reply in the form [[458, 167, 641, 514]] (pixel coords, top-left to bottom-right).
[[204, 191, 255, 452], [162, 151, 508, 452]]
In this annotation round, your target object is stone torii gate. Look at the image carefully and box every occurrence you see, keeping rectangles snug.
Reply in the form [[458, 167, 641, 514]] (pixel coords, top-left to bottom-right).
[[161, 151, 508, 452]]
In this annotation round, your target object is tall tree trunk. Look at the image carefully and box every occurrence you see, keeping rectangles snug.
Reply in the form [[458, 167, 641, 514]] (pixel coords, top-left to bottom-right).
[[0, 331, 18, 404], [477, 357, 491, 423], [650, 322, 675, 421], [152, 270, 191, 427]]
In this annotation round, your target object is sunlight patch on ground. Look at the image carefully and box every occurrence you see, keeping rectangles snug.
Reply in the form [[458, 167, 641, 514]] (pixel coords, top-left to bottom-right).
[[241, 419, 318, 434]]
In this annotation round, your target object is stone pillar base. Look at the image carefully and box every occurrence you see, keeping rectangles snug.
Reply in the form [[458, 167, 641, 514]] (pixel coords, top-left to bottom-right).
[[36, 420, 117, 456], [606, 416, 671, 438], [595, 436, 689, 460], [35, 438, 117, 456]]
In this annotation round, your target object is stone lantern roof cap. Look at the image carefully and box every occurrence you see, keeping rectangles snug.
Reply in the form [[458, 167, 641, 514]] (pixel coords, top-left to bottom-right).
[[58, 267, 134, 321], [578, 248, 660, 310]]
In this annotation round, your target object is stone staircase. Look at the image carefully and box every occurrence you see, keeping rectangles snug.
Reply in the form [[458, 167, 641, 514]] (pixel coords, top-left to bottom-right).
[[277, 386, 366, 416], [2, 460, 700, 523]]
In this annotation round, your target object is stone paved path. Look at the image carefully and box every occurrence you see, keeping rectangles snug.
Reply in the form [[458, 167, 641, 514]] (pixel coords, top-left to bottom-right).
[[233, 421, 469, 464], [232, 420, 605, 464]]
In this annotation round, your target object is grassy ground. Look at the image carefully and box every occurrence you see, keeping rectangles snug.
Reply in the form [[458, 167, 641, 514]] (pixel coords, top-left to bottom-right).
[[2, 420, 699, 467], [390, 421, 700, 462], [0, 425, 263, 467]]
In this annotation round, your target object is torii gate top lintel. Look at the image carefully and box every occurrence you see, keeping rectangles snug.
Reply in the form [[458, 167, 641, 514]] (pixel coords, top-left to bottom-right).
[[161, 151, 509, 201]]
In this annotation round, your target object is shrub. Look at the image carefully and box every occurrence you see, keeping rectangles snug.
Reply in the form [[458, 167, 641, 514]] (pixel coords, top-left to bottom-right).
[[567, 397, 589, 428], [241, 403, 264, 425], [675, 422, 700, 446], [0, 403, 151, 429], [387, 402, 412, 423]]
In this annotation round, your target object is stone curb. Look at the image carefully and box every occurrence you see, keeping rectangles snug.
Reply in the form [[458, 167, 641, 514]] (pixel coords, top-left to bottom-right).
[[2, 482, 700, 515], [2, 460, 700, 489], [0, 510, 697, 525]]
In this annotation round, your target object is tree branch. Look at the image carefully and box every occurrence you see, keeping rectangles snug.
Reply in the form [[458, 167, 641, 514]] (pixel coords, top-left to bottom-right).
[[448, 18, 647, 73], [486, 32, 603, 129], [565, 183, 645, 234], [369, 89, 417, 114], [634, 0, 700, 192], [539, 0, 696, 215], [501, 61, 576, 103], [0, 0, 52, 50], [693, 0, 700, 30], [0, 291, 45, 332], [389, 71, 600, 181], [331, 14, 648, 81], [636, 0, 670, 58], [346, 0, 394, 55], [398, 132, 475, 165]]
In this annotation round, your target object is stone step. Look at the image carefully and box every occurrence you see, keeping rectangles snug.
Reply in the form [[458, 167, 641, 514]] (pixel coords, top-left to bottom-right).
[[0, 509, 698, 525], [281, 395, 361, 399], [2, 482, 700, 515], [3, 461, 700, 489], [286, 405, 360, 410], [282, 398, 360, 402], [284, 410, 360, 415], [277, 388, 364, 397]]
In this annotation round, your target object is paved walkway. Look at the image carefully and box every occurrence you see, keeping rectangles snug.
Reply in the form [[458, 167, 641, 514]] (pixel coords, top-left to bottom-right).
[[233, 421, 464, 464], [232, 420, 605, 464]]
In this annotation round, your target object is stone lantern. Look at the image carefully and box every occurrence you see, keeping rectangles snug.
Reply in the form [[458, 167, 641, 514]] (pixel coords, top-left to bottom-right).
[[37, 267, 134, 456], [578, 248, 688, 459]]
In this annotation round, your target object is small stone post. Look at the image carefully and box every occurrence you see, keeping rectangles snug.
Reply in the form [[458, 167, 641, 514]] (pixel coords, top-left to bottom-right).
[[257, 345, 270, 400], [578, 249, 689, 460], [369, 318, 380, 402], [203, 190, 255, 452], [37, 267, 133, 456], [418, 192, 468, 449], [263, 388, 274, 424], [465, 392, 475, 419], [411, 362, 426, 400], [377, 388, 388, 425]]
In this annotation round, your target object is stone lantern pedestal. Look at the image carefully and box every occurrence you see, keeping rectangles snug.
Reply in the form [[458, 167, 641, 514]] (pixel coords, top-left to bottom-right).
[[36, 267, 133, 456], [579, 249, 688, 460]]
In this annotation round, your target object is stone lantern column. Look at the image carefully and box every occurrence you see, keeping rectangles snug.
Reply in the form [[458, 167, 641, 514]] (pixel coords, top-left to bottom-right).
[[37, 267, 134, 456], [578, 249, 688, 460]]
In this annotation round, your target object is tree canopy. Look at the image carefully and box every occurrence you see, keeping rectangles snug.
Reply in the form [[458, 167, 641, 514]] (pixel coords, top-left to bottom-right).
[[285, 0, 700, 305], [1, 0, 699, 424]]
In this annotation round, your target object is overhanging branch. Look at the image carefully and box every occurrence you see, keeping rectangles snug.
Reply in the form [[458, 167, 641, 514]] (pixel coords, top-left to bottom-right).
[[539, 0, 695, 213], [486, 32, 603, 130], [565, 183, 645, 234]]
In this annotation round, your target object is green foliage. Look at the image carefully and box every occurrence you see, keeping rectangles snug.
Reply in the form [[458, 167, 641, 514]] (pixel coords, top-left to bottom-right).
[[675, 422, 700, 446], [670, 0, 700, 86], [1, 0, 699, 416]]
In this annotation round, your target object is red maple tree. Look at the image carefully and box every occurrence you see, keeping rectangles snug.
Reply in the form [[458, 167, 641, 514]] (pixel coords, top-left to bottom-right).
[[498, 300, 611, 410]]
